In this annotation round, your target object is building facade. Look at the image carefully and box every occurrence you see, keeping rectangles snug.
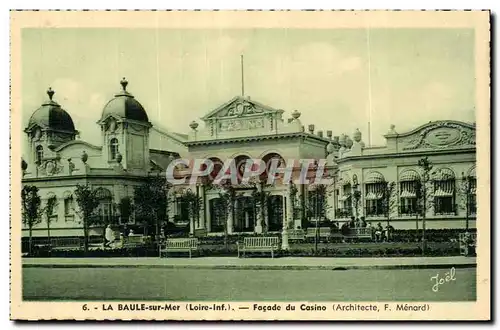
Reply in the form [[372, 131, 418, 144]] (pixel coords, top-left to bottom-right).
[[21, 80, 476, 239]]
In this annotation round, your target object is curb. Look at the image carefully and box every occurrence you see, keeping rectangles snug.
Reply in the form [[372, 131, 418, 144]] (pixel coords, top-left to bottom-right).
[[22, 263, 477, 271]]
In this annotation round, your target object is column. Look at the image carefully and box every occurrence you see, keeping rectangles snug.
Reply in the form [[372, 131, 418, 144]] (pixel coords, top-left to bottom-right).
[[227, 200, 234, 234], [255, 184, 263, 234], [281, 189, 290, 250], [206, 198, 212, 233]]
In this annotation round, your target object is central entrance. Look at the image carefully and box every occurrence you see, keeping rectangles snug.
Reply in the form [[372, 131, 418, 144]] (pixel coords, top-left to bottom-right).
[[267, 195, 283, 232]]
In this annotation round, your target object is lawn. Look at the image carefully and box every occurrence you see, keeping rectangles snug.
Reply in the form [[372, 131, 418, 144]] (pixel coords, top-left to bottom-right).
[[23, 267, 476, 301]]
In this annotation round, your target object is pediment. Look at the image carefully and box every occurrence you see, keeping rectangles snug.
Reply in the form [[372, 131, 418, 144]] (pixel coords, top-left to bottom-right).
[[201, 96, 283, 121], [399, 121, 475, 151]]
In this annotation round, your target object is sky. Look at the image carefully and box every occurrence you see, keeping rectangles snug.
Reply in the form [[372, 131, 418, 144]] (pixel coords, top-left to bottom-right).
[[21, 28, 475, 149]]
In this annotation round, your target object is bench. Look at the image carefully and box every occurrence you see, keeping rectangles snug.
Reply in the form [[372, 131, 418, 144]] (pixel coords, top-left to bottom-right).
[[459, 232, 477, 256], [345, 228, 373, 241], [159, 238, 199, 258], [305, 227, 333, 242], [287, 229, 306, 241], [237, 237, 280, 258], [121, 235, 148, 248]]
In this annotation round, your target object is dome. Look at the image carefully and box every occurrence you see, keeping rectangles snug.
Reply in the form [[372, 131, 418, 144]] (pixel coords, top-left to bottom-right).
[[100, 78, 149, 123], [27, 88, 76, 132]]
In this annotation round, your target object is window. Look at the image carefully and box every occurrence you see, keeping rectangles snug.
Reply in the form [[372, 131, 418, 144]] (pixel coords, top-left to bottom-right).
[[365, 183, 384, 216], [364, 172, 385, 217], [234, 196, 255, 232], [209, 198, 226, 232], [96, 188, 113, 224], [175, 197, 189, 223], [109, 138, 119, 160], [35, 145, 44, 163], [433, 169, 456, 215], [337, 183, 352, 218], [399, 170, 420, 215], [64, 197, 73, 215]]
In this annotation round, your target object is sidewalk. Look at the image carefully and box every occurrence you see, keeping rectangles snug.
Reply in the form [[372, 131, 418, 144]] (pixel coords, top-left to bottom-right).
[[23, 256, 476, 270]]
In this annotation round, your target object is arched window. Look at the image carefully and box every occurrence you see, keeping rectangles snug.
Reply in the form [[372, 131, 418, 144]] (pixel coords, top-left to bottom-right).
[[35, 145, 44, 163], [96, 187, 113, 224], [63, 191, 74, 220], [109, 138, 119, 160]]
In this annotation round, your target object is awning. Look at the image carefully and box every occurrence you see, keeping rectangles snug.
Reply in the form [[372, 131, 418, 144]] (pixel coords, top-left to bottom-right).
[[365, 171, 385, 184], [400, 190, 416, 198], [365, 192, 383, 200], [434, 189, 454, 197], [432, 168, 455, 181], [399, 170, 420, 182]]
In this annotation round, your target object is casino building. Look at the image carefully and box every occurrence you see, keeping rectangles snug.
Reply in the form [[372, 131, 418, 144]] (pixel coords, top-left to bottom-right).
[[21, 78, 476, 239]]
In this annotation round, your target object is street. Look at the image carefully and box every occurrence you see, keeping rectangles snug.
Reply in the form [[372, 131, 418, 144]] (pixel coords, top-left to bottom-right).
[[22, 267, 476, 301]]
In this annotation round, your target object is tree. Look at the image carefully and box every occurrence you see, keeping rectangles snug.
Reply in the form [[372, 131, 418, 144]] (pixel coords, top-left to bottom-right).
[[416, 157, 434, 255], [206, 179, 238, 251], [74, 184, 101, 253], [44, 195, 58, 244], [133, 175, 171, 237], [381, 181, 397, 227], [178, 189, 203, 234], [308, 183, 331, 255], [458, 172, 475, 231], [118, 196, 134, 225], [21, 185, 43, 255]]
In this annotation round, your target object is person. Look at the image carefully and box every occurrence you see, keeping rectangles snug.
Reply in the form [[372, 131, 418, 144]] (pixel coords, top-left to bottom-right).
[[355, 218, 361, 228], [385, 224, 394, 242], [361, 216, 367, 228], [375, 222, 383, 242], [105, 225, 115, 248], [349, 216, 356, 228]]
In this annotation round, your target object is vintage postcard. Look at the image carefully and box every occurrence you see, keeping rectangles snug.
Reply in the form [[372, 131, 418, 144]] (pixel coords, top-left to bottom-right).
[[10, 10, 490, 321]]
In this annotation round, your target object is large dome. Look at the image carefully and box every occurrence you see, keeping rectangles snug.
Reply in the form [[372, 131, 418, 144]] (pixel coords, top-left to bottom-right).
[[28, 88, 76, 132], [101, 78, 149, 123]]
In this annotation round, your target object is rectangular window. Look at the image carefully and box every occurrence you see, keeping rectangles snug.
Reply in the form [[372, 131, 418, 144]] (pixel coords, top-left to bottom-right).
[[365, 183, 384, 216], [399, 181, 418, 215], [434, 179, 456, 215]]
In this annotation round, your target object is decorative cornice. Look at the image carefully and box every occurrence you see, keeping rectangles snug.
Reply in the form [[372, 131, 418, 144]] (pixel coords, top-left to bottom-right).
[[185, 132, 330, 147]]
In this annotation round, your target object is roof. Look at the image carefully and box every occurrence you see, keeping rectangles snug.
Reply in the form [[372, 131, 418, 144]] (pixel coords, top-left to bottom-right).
[[27, 88, 76, 133], [100, 78, 149, 123]]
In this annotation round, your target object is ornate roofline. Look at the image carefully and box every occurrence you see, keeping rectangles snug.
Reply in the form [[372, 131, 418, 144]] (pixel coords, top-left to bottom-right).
[[185, 131, 330, 147], [200, 95, 284, 121], [53, 140, 102, 152], [388, 120, 475, 138]]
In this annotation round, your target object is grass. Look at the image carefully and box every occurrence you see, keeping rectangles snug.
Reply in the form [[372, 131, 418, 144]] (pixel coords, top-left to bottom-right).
[[23, 267, 477, 301]]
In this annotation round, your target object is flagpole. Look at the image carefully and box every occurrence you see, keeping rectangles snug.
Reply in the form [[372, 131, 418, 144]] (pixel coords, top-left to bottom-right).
[[240, 54, 245, 97], [366, 28, 373, 146]]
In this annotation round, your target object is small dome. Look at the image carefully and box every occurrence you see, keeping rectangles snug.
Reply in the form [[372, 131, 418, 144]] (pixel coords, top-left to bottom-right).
[[28, 88, 76, 132], [326, 141, 335, 154], [353, 128, 362, 142], [101, 78, 149, 123]]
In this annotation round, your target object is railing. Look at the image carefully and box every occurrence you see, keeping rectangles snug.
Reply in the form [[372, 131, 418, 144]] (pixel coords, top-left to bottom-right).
[[335, 208, 352, 218], [365, 206, 384, 217], [434, 204, 457, 216], [398, 206, 421, 216]]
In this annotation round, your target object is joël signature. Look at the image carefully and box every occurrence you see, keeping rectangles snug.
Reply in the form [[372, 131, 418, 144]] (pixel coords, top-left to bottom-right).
[[430, 267, 456, 292]]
